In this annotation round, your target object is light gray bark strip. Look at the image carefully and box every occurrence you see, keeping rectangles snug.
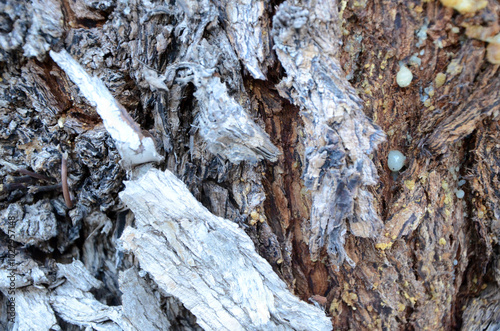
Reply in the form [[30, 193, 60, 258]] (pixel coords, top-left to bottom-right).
[[272, 0, 385, 265], [119, 268, 172, 330], [50, 260, 134, 330], [15, 287, 58, 331], [119, 168, 332, 331], [49, 49, 162, 168], [218, 0, 271, 79], [186, 63, 280, 163]]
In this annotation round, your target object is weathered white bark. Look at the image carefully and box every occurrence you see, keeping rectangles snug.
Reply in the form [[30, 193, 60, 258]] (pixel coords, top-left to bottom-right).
[[0, 200, 57, 249], [164, 63, 280, 163], [272, 0, 385, 265], [119, 268, 172, 330], [48, 260, 177, 331], [50, 282, 127, 330], [2, 0, 499, 328], [119, 168, 332, 330], [0, 0, 63, 61], [16, 288, 58, 331], [49, 49, 163, 169], [219, 0, 272, 79], [1, 35, 329, 330]]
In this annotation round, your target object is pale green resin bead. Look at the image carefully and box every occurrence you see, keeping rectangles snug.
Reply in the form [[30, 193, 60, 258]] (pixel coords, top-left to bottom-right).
[[388, 150, 406, 171]]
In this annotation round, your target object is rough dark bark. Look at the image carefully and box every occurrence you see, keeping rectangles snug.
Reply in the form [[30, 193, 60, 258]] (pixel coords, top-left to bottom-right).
[[1, 0, 500, 330]]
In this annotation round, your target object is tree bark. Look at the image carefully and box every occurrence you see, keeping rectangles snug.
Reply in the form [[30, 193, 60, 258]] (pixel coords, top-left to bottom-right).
[[1, 0, 499, 330]]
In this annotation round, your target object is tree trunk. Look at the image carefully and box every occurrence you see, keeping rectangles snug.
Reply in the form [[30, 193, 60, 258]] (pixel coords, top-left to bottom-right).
[[1, 0, 499, 330]]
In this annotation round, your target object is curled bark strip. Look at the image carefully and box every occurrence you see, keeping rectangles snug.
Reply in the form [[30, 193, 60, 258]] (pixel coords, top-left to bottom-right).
[[61, 154, 73, 209], [164, 62, 280, 163]]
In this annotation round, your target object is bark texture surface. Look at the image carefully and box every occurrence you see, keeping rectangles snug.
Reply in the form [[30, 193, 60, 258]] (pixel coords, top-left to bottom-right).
[[1, 0, 500, 330]]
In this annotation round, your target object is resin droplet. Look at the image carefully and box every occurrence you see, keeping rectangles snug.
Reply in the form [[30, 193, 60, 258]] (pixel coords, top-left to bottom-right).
[[396, 65, 413, 87], [388, 150, 406, 171]]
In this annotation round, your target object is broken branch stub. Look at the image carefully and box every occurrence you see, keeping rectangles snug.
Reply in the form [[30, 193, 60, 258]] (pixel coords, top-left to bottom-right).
[[49, 49, 163, 168], [119, 168, 332, 331]]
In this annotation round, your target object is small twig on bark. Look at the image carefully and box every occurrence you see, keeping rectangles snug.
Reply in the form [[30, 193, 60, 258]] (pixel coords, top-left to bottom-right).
[[28, 184, 62, 194], [0, 159, 52, 182], [0, 182, 29, 194], [6, 175, 35, 184], [61, 153, 73, 209], [17, 168, 52, 182]]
